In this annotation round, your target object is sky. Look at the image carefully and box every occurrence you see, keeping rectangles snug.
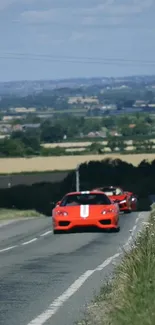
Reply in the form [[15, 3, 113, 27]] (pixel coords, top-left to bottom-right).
[[0, 0, 155, 81]]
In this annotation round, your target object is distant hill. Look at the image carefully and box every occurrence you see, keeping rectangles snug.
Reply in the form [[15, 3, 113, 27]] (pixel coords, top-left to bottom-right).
[[0, 75, 155, 96]]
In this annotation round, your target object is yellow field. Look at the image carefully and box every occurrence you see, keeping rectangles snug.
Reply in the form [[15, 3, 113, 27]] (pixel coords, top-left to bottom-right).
[[0, 154, 155, 173]]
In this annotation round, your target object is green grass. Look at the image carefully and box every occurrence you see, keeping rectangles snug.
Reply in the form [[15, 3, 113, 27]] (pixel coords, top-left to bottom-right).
[[78, 204, 155, 325], [0, 209, 44, 220]]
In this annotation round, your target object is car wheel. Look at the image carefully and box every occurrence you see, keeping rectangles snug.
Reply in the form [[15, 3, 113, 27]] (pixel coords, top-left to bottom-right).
[[124, 209, 131, 214], [53, 230, 63, 234], [114, 226, 120, 232]]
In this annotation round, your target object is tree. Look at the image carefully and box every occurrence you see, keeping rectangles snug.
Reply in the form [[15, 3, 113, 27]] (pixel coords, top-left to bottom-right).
[[11, 131, 40, 152], [0, 138, 25, 157], [102, 117, 115, 128], [89, 142, 103, 154], [40, 121, 65, 143], [117, 140, 126, 152], [107, 137, 117, 152], [143, 140, 154, 152], [120, 126, 132, 137], [133, 140, 144, 152]]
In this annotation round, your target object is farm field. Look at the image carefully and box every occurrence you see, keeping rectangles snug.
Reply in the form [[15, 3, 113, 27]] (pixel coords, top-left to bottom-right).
[[42, 139, 155, 148], [0, 154, 155, 174], [42, 139, 155, 152]]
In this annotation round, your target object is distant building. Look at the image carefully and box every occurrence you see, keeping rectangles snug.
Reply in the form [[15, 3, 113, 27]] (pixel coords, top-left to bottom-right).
[[22, 123, 40, 130], [12, 124, 23, 131]]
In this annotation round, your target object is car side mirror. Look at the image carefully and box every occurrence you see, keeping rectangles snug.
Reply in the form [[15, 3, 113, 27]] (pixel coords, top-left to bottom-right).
[[56, 201, 61, 206]]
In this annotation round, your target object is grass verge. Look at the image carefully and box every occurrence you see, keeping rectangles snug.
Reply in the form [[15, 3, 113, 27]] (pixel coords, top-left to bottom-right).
[[78, 204, 155, 325], [0, 209, 44, 220]]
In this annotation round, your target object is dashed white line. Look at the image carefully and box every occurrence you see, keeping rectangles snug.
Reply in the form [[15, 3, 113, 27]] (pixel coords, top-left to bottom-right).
[[95, 252, 120, 271], [27, 250, 122, 325], [21, 238, 38, 246], [0, 245, 17, 253], [0, 229, 52, 253], [27, 270, 95, 325], [40, 231, 52, 237]]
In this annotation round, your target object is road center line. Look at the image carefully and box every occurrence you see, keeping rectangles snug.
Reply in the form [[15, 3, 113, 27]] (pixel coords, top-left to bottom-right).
[[40, 231, 52, 237], [22, 238, 38, 246], [0, 245, 17, 253], [27, 270, 95, 325], [27, 212, 144, 324]]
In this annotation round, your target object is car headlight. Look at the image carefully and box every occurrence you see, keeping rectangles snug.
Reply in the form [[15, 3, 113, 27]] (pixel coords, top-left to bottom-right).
[[55, 211, 68, 216], [101, 209, 115, 214]]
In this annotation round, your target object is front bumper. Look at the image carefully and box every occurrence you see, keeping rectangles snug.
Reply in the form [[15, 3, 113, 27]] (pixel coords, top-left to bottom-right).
[[119, 204, 130, 211], [114, 200, 130, 211], [53, 214, 118, 231]]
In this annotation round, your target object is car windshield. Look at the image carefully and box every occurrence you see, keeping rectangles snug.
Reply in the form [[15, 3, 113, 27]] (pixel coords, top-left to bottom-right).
[[60, 193, 111, 206], [101, 187, 123, 196]]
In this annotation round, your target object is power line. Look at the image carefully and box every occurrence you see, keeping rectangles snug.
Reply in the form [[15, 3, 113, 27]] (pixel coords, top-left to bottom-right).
[[1, 51, 155, 64], [0, 52, 155, 67], [11, 20, 154, 30]]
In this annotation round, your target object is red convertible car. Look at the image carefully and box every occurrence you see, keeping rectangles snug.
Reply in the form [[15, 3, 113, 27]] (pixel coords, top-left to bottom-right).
[[52, 190, 120, 234], [92, 186, 137, 213]]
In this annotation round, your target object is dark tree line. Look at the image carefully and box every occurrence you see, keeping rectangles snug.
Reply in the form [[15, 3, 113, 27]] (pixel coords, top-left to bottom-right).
[[0, 158, 154, 215]]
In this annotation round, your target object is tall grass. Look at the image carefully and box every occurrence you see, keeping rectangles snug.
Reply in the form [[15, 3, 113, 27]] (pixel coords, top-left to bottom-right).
[[79, 204, 155, 325]]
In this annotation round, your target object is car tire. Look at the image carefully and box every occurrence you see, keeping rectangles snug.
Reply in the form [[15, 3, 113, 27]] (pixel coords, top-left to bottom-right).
[[124, 209, 131, 214], [53, 230, 63, 234], [114, 226, 120, 232]]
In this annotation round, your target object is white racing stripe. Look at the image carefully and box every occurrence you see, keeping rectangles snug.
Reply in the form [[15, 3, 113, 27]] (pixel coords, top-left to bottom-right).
[[80, 205, 89, 219]]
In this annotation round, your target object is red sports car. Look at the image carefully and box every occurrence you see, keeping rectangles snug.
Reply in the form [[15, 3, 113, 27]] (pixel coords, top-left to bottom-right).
[[92, 186, 137, 213], [52, 190, 120, 234]]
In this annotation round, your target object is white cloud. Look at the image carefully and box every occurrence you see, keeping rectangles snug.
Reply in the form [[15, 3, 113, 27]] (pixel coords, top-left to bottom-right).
[[19, 0, 154, 26], [20, 9, 68, 23], [0, 0, 17, 10], [84, 0, 154, 16], [0, 0, 38, 11], [69, 31, 84, 41]]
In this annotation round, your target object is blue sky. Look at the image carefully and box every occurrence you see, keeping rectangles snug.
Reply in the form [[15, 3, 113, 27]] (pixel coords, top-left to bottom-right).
[[0, 0, 155, 81]]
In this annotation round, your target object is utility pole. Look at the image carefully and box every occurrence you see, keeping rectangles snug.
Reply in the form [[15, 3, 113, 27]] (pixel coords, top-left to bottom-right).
[[76, 164, 80, 192]]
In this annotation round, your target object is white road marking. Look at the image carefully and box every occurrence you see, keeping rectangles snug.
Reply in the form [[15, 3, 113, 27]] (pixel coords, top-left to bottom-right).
[[0, 211, 147, 324], [95, 252, 120, 271], [0, 245, 17, 253], [123, 223, 138, 250], [27, 250, 123, 325], [40, 231, 52, 237], [27, 270, 94, 325], [22, 238, 38, 246]]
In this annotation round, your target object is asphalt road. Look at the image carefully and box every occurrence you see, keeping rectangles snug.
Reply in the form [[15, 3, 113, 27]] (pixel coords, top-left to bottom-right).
[[0, 211, 149, 325]]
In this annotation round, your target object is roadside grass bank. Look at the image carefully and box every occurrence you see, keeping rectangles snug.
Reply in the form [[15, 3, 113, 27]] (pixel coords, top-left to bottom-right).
[[0, 209, 44, 220], [79, 205, 155, 325]]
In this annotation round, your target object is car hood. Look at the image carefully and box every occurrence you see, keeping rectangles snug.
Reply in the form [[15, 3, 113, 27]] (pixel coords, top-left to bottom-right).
[[108, 195, 127, 202], [53, 204, 116, 218]]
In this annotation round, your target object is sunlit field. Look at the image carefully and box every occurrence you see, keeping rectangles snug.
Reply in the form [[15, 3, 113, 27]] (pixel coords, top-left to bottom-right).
[[0, 154, 155, 173]]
